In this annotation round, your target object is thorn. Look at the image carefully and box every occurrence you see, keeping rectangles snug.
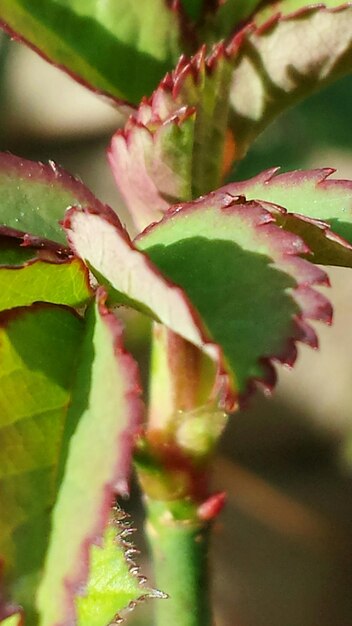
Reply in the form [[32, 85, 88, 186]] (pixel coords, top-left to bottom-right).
[[198, 491, 227, 521]]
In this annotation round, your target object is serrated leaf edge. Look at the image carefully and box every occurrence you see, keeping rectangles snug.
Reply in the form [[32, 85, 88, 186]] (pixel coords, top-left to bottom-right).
[[137, 193, 332, 405], [36, 289, 145, 626], [223, 167, 352, 252]]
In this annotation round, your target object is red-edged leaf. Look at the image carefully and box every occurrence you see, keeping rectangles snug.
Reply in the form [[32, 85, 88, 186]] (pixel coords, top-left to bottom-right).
[[109, 45, 234, 231], [0, 153, 107, 247], [64, 206, 221, 362], [136, 194, 331, 405], [0, 0, 183, 106], [0, 256, 92, 311], [224, 168, 352, 266], [37, 290, 144, 626], [0, 294, 147, 623], [109, 3, 352, 232], [64, 193, 331, 409], [253, 0, 350, 24], [0, 303, 84, 623], [229, 3, 352, 159], [109, 107, 196, 232]]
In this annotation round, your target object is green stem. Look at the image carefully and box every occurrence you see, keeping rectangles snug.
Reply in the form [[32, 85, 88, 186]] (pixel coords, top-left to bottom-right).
[[146, 499, 213, 626], [141, 325, 225, 626], [148, 322, 216, 433]]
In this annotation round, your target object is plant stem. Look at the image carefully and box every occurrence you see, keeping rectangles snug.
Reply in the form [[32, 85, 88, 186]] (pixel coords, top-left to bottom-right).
[[145, 498, 213, 626], [148, 323, 216, 433], [139, 324, 225, 626]]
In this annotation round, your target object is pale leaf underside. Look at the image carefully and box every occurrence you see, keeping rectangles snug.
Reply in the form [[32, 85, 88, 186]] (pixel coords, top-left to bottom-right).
[[64, 207, 221, 362], [229, 3, 352, 159]]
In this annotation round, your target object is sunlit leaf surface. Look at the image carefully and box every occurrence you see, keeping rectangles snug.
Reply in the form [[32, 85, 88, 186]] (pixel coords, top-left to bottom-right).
[[37, 292, 144, 626], [0, 0, 182, 104], [0, 153, 108, 246], [0, 304, 83, 623], [226, 168, 352, 266]]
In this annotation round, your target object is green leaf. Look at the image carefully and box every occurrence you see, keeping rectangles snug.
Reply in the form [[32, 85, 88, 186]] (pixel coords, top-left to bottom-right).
[[0, 153, 109, 246], [0, 236, 37, 265], [0, 257, 92, 311], [77, 521, 151, 626], [0, 236, 93, 312], [226, 168, 352, 267], [0, 0, 182, 104], [229, 4, 352, 159], [37, 291, 145, 626], [136, 197, 331, 401], [180, 0, 204, 22], [0, 615, 22, 626], [0, 295, 147, 624], [0, 304, 84, 622], [64, 196, 330, 408], [203, 0, 262, 41]]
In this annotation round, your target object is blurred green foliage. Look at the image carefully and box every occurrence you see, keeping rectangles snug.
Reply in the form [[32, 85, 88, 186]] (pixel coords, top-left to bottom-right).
[[231, 74, 352, 181]]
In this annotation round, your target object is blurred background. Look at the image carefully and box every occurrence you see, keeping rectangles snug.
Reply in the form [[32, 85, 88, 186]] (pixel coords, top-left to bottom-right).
[[1, 31, 352, 626]]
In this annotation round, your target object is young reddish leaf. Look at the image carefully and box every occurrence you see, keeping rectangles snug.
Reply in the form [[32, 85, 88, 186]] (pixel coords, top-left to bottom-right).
[[109, 47, 234, 230], [0, 0, 182, 105], [109, 107, 196, 232], [0, 304, 84, 621], [37, 290, 145, 626], [0, 153, 107, 247], [110, 3, 352, 231], [224, 168, 352, 266], [229, 3, 352, 159]]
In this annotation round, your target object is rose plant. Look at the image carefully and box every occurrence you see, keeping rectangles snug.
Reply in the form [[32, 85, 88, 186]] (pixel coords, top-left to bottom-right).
[[0, 2, 352, 626]]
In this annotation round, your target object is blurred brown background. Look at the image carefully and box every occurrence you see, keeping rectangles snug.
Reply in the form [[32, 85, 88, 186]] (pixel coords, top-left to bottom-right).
[[2, 33, 352, 626]]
